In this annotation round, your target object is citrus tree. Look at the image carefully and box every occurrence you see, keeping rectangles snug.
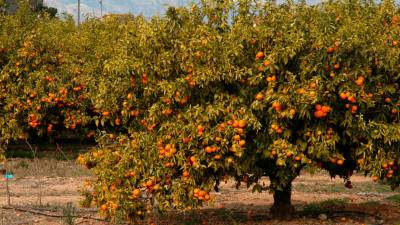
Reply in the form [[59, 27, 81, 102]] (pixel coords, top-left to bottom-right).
[[0, 4, 94, 153], [0, 0, 399, 222], [76, 0, 400, 221]]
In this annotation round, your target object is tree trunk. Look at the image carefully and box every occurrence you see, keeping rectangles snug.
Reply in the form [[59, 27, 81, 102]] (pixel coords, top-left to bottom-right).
[[270, 183, 295, 219]]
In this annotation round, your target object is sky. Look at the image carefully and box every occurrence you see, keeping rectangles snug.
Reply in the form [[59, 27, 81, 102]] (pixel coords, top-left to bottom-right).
[[43, 0, 325, 20], [43, 0, 193, 19]]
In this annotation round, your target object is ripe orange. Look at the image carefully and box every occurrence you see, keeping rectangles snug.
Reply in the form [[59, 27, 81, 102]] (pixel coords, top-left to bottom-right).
[[321, 106, 331, 113], [183, 137, 191, 143], [385, 97, 392, 103], [392, 15, 399, 24], [205, 146, 213, 153], [339, 92, 347, 100], [351, 105, 358, 113], [372, 176, 379, 182], [355, 78, 364, 86], [132, 189, 141, 196], [256, 51, 265, 60], [102, 111, 110, 117], [297, 88, 306, 95], [314, 110, 325, 118], [336, 159, 344, 166], [383, 163, 389, 169], [146, 180, 153, 187], [199, 190, 206, 197], [233, 135, 241, 141], [333, 63, 340, 70], [238, 120, 247, 128], [232, 120, 239, 128], [272, 102, 282, 111], [327, 47, 334, 54], [100, 204, 107, 211], [348, 96, 357, 103], [255, 93, 265, 101], [115, 118, 121, 126]]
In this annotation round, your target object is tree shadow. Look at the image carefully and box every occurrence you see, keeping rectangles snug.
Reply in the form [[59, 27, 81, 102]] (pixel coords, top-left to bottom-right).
[[149, 201, 396, 225]]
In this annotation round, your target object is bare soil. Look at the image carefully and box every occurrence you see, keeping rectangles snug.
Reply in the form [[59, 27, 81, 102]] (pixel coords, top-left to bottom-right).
[[0, 158, 399, 225]]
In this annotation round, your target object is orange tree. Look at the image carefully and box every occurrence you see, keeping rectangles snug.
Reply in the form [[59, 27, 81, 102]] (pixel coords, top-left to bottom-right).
[[0, 5, 96, 151], [0, 0, 399, 222], [77, 0, 400, 221]]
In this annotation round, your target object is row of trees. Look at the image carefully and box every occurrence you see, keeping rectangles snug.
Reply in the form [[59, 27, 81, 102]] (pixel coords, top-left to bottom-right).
[[0, 0, 57, 16], [1, 0, 400, 222]]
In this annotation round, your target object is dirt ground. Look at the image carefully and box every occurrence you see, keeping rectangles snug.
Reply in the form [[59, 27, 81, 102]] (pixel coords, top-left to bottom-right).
[[0, 158, 399, 225]]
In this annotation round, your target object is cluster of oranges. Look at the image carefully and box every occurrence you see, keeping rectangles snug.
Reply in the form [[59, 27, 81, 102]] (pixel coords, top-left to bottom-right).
[[266, 75, 277, 83], [124, 171, 136, 178], [184, 72, 196, 88], [204, 146, 218, 154], [193, 188, 210, 201], [382, 161, 398, 178], [314, 104, 332, 118], [162, 108, 173, 116], [339, 92, 356, 102], [329, 157, 344, 166], [227, 118, 247, 157], [64, 112, 82, 129], [197, 125, 204, 136], [339, 91, 358, 115], [157, 141, 177, 161], [271, 124, 284, 134], [28, 114, 40, 128], [203, 145, 222, 160], [271, 140, 296, 160]]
